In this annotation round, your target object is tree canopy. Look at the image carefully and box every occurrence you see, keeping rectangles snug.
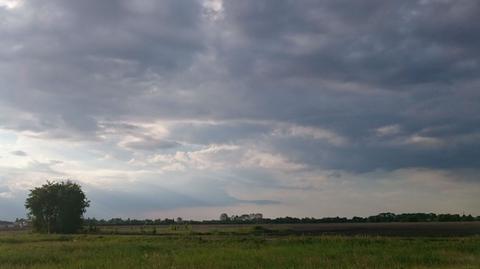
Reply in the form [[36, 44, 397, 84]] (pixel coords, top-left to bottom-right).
[[25, 181, 90, 234]]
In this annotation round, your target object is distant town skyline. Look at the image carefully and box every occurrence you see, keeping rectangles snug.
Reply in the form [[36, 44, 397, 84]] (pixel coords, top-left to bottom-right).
[[1, 0, 479, 220]]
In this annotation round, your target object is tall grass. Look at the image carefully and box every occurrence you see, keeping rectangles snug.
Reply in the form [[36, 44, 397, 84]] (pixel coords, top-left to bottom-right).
[[0, 232, 478, 268]]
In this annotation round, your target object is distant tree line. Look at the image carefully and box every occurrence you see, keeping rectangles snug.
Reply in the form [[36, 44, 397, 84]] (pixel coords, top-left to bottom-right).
[[84, 212, 479, 227]]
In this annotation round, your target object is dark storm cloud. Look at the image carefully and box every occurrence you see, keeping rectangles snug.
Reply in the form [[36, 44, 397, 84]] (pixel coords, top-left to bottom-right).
[[1, 0, 479, 174], [0, 0, 205, 136], [214, 0, 480, 172], [222, 0, 480, 84]]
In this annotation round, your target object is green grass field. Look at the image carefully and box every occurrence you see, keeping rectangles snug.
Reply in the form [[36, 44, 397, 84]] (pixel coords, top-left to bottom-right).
[[0, 228, 479, 269]]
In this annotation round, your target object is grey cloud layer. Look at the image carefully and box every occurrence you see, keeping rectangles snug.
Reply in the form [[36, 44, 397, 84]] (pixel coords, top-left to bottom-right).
[[1, 0, 479, 219]]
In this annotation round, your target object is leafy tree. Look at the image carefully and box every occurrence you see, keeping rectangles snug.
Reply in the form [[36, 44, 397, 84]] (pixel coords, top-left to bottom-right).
[[25, 181, 90, 234]]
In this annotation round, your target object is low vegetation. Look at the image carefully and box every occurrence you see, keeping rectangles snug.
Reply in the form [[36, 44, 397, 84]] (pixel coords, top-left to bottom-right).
[[0, 230, 478, 269]]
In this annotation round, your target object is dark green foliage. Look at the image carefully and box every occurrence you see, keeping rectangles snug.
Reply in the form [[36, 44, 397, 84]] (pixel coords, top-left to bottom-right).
[[25, 181, 89, 234]]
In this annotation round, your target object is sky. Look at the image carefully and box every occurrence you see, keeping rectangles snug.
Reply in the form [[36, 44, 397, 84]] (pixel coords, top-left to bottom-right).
[[0, 0, 479, 220]]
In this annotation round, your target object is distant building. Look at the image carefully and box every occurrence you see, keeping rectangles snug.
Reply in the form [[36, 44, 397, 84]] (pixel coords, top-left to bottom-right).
[[239, 214, 250, 221], [230, 213, 263, 221], [220, 213, 229, 221], [15, 219, 30, 228]]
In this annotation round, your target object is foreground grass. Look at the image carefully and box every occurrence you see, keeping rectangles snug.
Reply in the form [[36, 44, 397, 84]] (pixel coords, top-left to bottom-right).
[[0, 232, 479, 269]]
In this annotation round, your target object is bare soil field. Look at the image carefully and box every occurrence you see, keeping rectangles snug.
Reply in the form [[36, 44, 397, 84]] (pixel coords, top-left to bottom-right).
[[264, 222, 480, 236], [94, 221, 480, 237]]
